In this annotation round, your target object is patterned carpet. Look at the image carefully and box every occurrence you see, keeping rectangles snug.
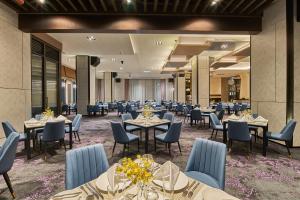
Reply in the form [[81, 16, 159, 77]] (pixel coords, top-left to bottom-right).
[[1, 112, 300, 200]]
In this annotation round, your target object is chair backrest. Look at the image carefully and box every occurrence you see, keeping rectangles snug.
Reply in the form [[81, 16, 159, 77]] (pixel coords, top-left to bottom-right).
[[228, 121, 251, 141], [159, 109, 167, 119], [176, 104, 184, 112], [164, 122, 182, 143], [0, 132, 20, 174], [65, 144, 109, 189], [280, 120, 297, 141], [163, 113, 174, 123], [233, 104, 240, 111], [185, 138, 226, 190], [121, 113, 132, 122], [216, 103, 223, 112], [186, 104, 193, 111], [73, 114, 82, 132], [129, 110, 138, 119], [191, 109, 202, 120], [210, 113, 221, 128], [42, 120, 65, 142], [2, 121, 17, 138], [110, 121, 129, 143], [183, 107, 189, 115], [217, 110, 225, 121]]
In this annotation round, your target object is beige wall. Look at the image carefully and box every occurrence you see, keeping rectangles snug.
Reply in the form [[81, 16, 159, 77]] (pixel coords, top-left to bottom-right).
[[0, 2, 31, 139], [210, 77, 221, 95], [177, 76, 186, 103], [104, 72, 112, 102], [114, 79, 125, 101], [251, 0, 287, 134], [191, 56, 198, 105], [198, 56, 210, 107], [239, 72, 250, 99]]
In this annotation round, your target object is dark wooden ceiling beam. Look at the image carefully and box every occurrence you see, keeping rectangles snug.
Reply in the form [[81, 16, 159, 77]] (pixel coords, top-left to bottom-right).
[[239, 0, 256, 14], [99, 0, 107, 12], [183, 0, 191, 13], [78, 0, 88, 11], [220, 0, 235, 13], [153, 0, 158, 12], [24, 1, 37, 12], [163, 0, 169, 13], [18, 14, 262, 34], [132, 0, 137, 12], [55, 0, 68, 12], [111, 0, 118, 12], [248, 0, 268, 14], [66, 0, 78, 11], [89, 0, 98, 12], [173, 0, 180, 12], [144, 0, 147, 12], [192, 0, 203, 13], [46, 1, 58, 12], [200, 0, 212, 13], [230, 0, 246, 14]]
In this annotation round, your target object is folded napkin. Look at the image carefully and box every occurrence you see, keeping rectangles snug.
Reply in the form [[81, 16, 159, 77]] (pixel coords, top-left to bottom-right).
[[254, 116, 268, 123], [154, 161, 180, 190], [228, 114, 240, 120], [56, 115, 67, 121], [107, 163, 119, 190]]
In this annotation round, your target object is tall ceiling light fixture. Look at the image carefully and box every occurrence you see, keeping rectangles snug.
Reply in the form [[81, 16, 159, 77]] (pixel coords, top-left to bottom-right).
[[39, 0, 45, 4]]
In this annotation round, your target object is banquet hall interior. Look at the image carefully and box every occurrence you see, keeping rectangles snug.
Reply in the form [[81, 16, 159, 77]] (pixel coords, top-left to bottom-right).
[[0, 0, 300, 200]]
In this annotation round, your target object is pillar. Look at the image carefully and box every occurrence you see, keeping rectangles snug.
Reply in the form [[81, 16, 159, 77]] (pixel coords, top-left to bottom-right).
[[198, 56, 210, 107]]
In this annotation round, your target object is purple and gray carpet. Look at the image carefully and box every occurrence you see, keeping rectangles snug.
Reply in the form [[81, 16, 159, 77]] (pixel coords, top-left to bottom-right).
[[0, 113, 300, 200]]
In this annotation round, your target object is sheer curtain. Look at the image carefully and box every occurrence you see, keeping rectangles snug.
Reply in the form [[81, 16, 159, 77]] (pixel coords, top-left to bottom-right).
[[129, 79, 163, 102]]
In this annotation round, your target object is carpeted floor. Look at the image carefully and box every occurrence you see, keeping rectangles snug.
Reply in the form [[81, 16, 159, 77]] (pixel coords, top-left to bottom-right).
[[1, 112, 300, 200]]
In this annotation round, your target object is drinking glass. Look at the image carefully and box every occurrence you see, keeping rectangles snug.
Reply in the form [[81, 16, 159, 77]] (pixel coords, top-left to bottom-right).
[[107, 184, 119, 200]]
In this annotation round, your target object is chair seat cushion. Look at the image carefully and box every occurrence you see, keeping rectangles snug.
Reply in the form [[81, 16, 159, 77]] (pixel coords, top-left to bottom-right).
[[65, 126, 76, 133], [267, 132, 284, 141], [126, 125, 141, 132], [155, 125, 169, 131], [19, 133, 27, 141], [126, 132, 139, 142], [155, 133, 167, 141], [185, 171, 221, 189]]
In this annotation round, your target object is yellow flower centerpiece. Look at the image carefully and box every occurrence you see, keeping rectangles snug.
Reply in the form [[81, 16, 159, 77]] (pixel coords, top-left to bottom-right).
[[142, 105, 152, 119], [42, 107, 54, 120], [116, 155, 153, 184]]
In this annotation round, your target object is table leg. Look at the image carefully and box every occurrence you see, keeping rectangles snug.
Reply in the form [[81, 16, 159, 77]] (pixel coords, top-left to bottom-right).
[[262, 125, 268, 156], [24, 126, 31, 160], [223, 122, 227, 144], [145, 128, 149, 153], [101, 107, 104, 116], [69, 123, 73, 149]]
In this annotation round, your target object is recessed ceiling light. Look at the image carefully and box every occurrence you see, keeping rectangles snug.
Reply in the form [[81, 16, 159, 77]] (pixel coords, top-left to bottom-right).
[[120, 67, 123, 70], [221, 43, 229, 49], [156, 41, 163, 46], [87, 36, 96, 41], [112, 58, 116, 62], [144, 70, 151, 73], [126, 0, 132, 3], [211, 0, 219, 6], [39, 0, 45, 4]]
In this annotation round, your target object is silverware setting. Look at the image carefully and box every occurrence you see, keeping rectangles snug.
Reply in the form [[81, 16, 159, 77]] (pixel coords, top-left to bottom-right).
[[85, 183, 101, 199], [182, 180, 195, 197], [187, 182, 200, 198], [88, 183, 104, 199], [52, 192, 81, 200]]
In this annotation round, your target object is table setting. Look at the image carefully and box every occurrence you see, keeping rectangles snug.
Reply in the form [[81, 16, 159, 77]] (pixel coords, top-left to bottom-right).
[[50, 155, 239, 200]]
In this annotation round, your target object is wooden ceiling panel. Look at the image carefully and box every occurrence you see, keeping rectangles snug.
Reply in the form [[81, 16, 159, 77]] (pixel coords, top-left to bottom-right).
[[172, 44, 211, 57], [3, 0, 273, 17]]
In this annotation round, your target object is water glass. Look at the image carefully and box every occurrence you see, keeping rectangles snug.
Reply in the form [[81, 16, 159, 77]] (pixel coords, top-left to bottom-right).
[[107, 184, 119, 200]]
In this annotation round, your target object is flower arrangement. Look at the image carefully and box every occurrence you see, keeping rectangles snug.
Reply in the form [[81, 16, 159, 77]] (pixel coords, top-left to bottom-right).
[[116, 155, 154, 184], [42, 107, 54, 118], [142, 105, 152, 119]]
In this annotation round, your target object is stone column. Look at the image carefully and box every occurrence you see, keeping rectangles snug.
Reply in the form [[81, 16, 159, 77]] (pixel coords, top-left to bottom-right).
[[104, 72, 112, 102], [191, 56, 198, 105], [198, 56, 210, 107], [76, 55, 89, 115]]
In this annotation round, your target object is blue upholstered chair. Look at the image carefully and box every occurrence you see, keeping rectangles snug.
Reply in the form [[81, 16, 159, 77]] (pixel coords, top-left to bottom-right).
[[0, 132, 20, 198], [154, 121, 182, 155], [39, 120, 66, 159], [175, 104, 184, 115], [158, 109, 167, 119], [267, 120, 297, 157], [121, 113, 141, 133], [110, 121, 140, 155], [65, 144, 109, 190], [228, 121, 252, 153], [210, 113, 224, 138], [215, 103, 223, 112], [185, 138, 226, 190], [190, 109, 205, 126], [129, 110, 138, 119], [117, 103, 125, 116], [217, 109, 225, 121], [154, 113, 174, 134], [65, 114, 82, 141], [2, 121, 27, 150], [183, 107, 191, 123], [249, 114, 259, 142]]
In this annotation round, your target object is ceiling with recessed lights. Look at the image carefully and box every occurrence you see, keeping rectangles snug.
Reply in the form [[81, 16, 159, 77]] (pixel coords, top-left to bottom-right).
[[4, 0, 273, 17], [49, 33, 250, 79]]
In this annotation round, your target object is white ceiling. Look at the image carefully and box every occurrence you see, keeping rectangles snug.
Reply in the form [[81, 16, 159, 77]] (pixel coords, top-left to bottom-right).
[[49, 33, 250, 79]]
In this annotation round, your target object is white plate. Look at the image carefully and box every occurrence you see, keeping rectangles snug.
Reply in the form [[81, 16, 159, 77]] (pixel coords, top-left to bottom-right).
[[95, 173, 131, 192], [152, 171, 189, 191]]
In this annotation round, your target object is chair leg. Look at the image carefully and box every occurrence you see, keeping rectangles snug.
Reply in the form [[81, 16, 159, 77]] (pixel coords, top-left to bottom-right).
[[177, 142, 182, 155], [63, 139, 67, 151], [76, 132, 81, 142], [250, 140, 253, 152], [137, 140, 140, 152], [154, 138, 157, 152], [211, 130, 214, 138], [3, 173, 15, 199], [168, 143, 171, 156], [285, 141, 292, 158], [123, 144, 126, 157], [215, 130, 218, 139], [44, 142, 47, 160], [112, 141, 116, 155]]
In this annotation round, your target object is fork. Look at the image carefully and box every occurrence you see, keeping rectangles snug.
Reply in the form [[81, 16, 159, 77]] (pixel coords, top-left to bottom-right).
[[187, 182, 200, 198], [182, 180, 195, 197]]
